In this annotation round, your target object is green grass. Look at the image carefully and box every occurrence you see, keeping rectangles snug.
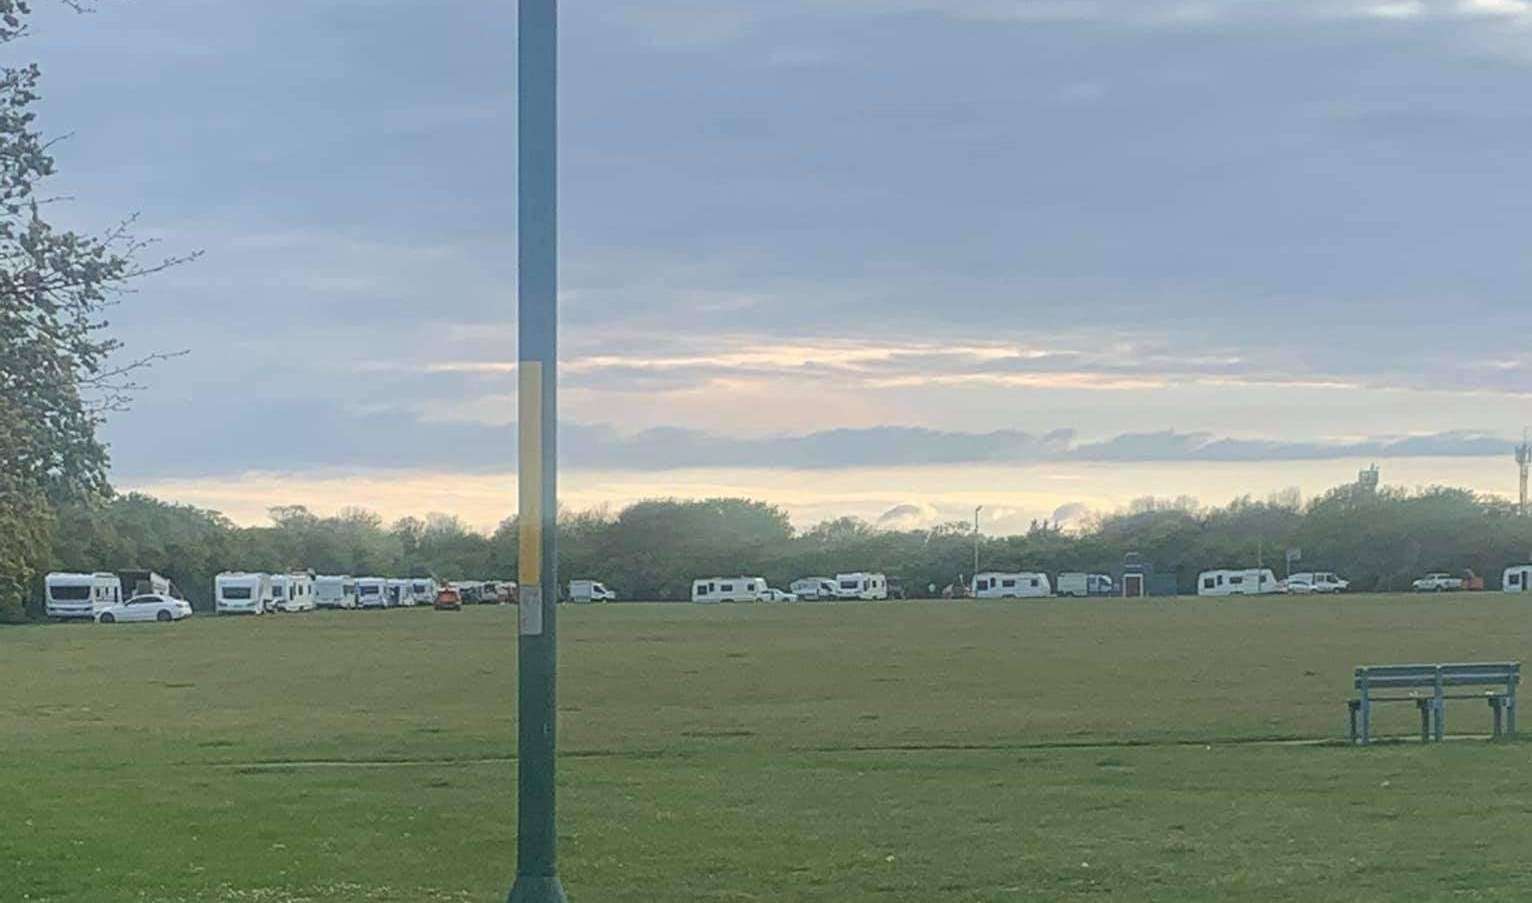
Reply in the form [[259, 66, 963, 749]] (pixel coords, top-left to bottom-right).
[[5, 595, 1532, 901]]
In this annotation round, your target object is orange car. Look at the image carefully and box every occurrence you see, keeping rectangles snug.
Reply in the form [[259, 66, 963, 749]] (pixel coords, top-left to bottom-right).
[[434, 587, 463, 611]]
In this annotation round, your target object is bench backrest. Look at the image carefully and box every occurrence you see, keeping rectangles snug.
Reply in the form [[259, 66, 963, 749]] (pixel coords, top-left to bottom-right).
[[1356, 662, 1519, 691]]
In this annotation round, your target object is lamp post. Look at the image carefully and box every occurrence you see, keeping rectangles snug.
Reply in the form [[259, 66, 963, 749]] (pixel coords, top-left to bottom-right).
[[973, 505, 983, 589], [509, 2, 567, 901]]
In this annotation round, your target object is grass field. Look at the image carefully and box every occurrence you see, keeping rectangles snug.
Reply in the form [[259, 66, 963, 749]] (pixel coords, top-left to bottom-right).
[[5, 595, 1532, 901]]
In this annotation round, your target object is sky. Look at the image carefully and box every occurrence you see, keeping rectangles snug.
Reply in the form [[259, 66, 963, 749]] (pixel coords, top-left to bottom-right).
[[23, 0, 1532, 533]]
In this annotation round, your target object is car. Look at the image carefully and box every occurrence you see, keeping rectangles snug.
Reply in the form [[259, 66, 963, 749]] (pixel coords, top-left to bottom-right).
[[1413, 573, 1465, 593], [1285, 572, 1350, 595], [434, 587, 463, 611], [96, 593, 193, 624], [758, 588, 799, 602]]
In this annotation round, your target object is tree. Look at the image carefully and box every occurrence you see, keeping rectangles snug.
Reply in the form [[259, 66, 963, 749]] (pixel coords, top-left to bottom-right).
[[0, 2, 189, 620]]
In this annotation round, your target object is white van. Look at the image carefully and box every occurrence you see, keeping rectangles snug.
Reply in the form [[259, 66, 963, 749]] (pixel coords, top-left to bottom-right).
[[215, 572, 270, 615], [385, 579, 415, 608], [569, 579, 616, 603], [973, 572, 1052, 599], [1056, 573, 1114, 598], [409, 578, 438, 606], [835, 572, 888, 601], [691, 577, 767, 603], [1504, 565, 1532, 593], [1285, 572, 1350, 594], [268, 573, 316, 612], [1198, 568, 1280, 597], [790, 577, 838, 600], [314, 575, 357, 609], [355, 577, 389, 609], [45, 572, 122, 620]]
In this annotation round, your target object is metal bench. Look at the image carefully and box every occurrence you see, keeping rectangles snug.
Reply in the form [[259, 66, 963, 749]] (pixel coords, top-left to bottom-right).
[[1348, 662, 1519, 745]]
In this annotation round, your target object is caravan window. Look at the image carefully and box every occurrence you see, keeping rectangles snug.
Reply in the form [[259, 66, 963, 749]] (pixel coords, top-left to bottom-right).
[[51, 585, 91, 600], [222, 586, 253, 600], [1001, 579, 1016, 588], [359, 585, 379, 596], [1029, 578, 1039, 588], [1203, 577, 1215, 589], [977, 579, 989, 591], [1229, 576, 1244, 585], [720, 583, 734, 592], [1512, 573, 1524, 587]]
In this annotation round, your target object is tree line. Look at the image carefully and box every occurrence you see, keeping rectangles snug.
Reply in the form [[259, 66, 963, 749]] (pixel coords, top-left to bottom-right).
[[17, 479, 1532, 615]]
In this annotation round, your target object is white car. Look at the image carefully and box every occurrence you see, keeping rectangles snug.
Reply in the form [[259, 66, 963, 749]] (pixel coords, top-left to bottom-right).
[[97, 593, 193, 624], [1413, 573, 1464, 593], [758, 588, 799, 602], [1285, 572, 1350, 595]]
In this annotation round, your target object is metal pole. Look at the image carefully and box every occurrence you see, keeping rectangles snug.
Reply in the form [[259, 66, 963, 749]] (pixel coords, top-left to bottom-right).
[[509, 1, 567, 901], [973, 506, 981, 578]]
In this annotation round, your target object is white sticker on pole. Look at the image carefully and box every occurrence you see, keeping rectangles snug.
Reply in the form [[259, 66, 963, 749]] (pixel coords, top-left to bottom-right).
[[519, 586, 544, 636]]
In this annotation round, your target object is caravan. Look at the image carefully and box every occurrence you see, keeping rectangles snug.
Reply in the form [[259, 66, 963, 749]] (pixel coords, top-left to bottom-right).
[[215, 572, 270, 615], [119, 570, 181, 600], [356, 577, 389, 609], [1504, 565, 1532, 593], [691, 577, 767, 603], [269, 573, 316, 612], [409, 578, 439, 606], [386, 579, 415, 608], [45, 572, 122, 620], [314, 575, 357, 609], [790, 577, 838, 600], [1198, 568, 1281, 597], [835, 572, 889, 601], [973, 572, 1052, 599]]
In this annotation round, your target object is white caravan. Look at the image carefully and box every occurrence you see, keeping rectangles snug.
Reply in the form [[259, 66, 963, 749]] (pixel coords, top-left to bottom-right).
[[409, 578, 438, 606], [835, 572, 889, 601], [1198, 568, 1281, 597], [790, 577, 838, 600], [386, 579, 416, 608], [268, 573, 316, 612], [356, 577, 389, 609], [215, 572, 270, 615], [45, 572, 122, 620], [973, 572, 1052, 599], [314, 575, 358, 610], [1504, 565, 1532, 593], [691, 577, 767, 603], [569, 580, 617, 603]]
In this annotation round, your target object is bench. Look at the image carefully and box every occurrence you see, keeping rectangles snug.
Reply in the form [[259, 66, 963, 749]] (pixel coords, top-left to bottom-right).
[[1348, 662, 1519, 745]]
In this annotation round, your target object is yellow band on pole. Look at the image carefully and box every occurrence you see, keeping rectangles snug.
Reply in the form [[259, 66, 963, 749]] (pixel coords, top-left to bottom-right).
[[519, 362, 544, 585]]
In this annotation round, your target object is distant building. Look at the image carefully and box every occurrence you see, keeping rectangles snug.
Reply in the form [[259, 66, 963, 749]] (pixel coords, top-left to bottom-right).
[[1121, 553, 1178, 597]]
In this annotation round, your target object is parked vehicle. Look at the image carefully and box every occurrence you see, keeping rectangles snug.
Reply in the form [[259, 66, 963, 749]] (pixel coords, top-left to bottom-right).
[[356, 577, 389, 609], [482, 580, 505, 603], [691, 577, 767, 603], [118, 570, 182, 600], [973, 572, 1052, 599], [313, 575, 357, 609], [434, 586, 463, 611], [452, 581, 487, 604], [215, 572, 269, 615], [45, 572, 122, 620], [790, 577, 837, 600], [1056, 573, 1114, 598], [269, 573, 316, 612], [886, 576, 907, 600], [409, 578, 438, 606], [759, 588, 799, 602], [96, 593, 192, 624], [1285, 572, 1350, 594], [569, 579, 617, 603], [497, 581, 519, 604], [386, 578, 415, 608], [1505, 565, 1532, 593], [1197, 569, 1281, 597], [1413, 573, 1465, 593], [835, 572, 889, 601]]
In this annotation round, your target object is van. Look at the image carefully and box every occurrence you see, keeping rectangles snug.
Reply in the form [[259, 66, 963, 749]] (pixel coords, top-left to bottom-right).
[[691, 577, 767, 603], [215, 572, 270, 615], [569, 580, 616, 603], [314, 575, 357, 609], [409, 578, 439, 606], [1056, 573, 1114, 598], [973, 572, 1052, 599], [1198, 568, 1281, 597], [386, 579, 415, 608], [790, 577, 837, 600], [269, 573, 316, 612], [45, 572, 122, 620]]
